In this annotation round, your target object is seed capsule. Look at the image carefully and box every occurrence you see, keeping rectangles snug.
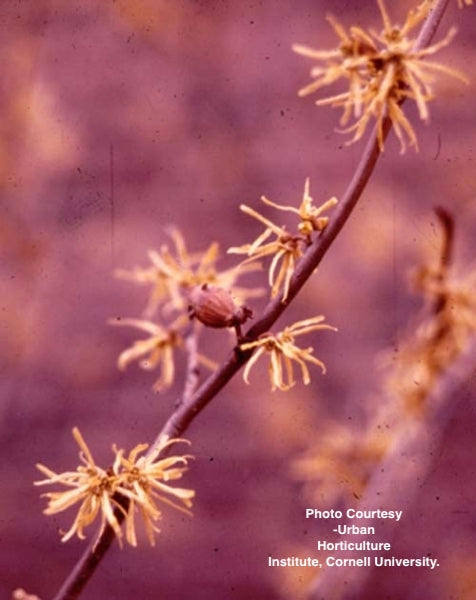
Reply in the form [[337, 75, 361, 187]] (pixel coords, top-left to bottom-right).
[[188, 284, 253, 334]]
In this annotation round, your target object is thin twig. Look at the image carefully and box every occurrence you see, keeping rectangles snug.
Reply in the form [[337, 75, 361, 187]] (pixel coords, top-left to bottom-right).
[[51, 496, 129, 600], [180, 324, 202, 406], [435, 205, 454, 272], [147, 323, 202, 460], [433, 205, 455, 315], [49, 1, 451, 598], [413, 0, 451, 54]]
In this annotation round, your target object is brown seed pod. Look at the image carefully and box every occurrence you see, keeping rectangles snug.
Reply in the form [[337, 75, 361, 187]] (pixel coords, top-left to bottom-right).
[[188, 284, 253, 336]]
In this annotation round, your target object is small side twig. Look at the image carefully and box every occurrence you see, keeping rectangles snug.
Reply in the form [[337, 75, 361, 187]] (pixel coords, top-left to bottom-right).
[[181, 324, 202, 405], [432, 205, 454, 315]]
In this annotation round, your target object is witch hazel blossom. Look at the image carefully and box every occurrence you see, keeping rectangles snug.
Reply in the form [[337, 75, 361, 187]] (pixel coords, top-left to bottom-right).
[[109, 317, 184, 392], [228, 179, 337, 301], [115, 229, 261, 318], [35, 428, 195, 547], [293, 0, 468, 152], [240, 317, 337, 391]]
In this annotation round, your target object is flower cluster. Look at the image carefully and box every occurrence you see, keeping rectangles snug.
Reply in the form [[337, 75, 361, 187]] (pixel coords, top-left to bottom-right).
[[35, 428, 194, 546], [116, 229, 259, 318], [293, 0, 467, 151], [240, 317, 337, 391], [229, 179, 337, 301], [113, 229, 259, 391], [110, 317, 186, 392]]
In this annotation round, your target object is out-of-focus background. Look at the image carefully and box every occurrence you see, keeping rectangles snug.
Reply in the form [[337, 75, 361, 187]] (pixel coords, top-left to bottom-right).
[[1, 1, 475, 599]]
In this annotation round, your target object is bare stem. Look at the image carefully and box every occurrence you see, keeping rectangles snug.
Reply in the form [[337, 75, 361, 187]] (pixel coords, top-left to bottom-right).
[[435, 205, 454, 272], [147, 323, 202, 460], [51, 496, 128, 600], [181, 324, 202, 405], [49, 1, 451, 598], [413, 0, 451, 54], [432, 205, 455, 316]]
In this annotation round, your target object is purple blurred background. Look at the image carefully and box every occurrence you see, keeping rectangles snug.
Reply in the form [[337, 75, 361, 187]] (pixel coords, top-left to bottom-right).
[[1, 1, 475, 599]]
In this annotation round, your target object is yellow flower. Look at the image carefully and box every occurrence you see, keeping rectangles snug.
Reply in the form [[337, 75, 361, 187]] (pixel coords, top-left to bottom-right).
[[228, 181, 336, 300], [114, 436, 195, 546], [116, 229, 260, 318], [115, 261, 174, 318], [110, 316, 217, 391], [110, 317, 183, 392], [240, 317, 336, 391], [35, 427, 124, 542], [148, 230, 221, 309], [228, 204, 304, 301], [261, 178, 338, 238], [293, 14, 375, 124], [35, 429, 195, 547], [294, 0, 468, 152]]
